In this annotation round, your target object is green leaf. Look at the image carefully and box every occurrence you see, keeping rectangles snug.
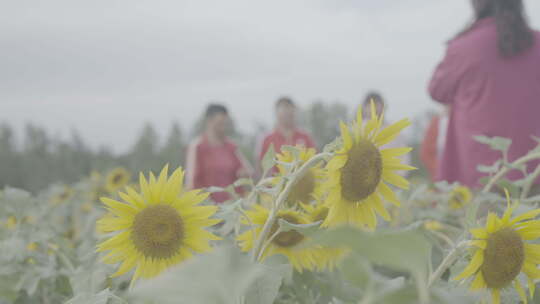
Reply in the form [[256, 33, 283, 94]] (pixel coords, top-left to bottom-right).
[[69, 266, 108, 296], [130, 245, 278, 304], [477, 160, 501, 174], [339, 253, 373, 290], [323, 136, 342, 154], [0, 275, 19, 302], [207, 186, 225, 193], [277, 218, 321, 236], [309, 226, 432, 301], [496, 178, 520, 197], [474, 135, 512, 152], [245, 264, 285, 304], [310, 227, 431, 278], [64, 289, 117, 304], [375, 284, 477, 304], [233, 178, 253, 188]]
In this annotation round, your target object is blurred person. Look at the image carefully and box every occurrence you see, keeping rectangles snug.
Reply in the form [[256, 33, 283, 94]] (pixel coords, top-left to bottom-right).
[[186, 104, 253, 203], [361, 92, 412, 176], [420, 106, 450, 181], [257, 97, 316, 173], [429, 0, 540, 188]]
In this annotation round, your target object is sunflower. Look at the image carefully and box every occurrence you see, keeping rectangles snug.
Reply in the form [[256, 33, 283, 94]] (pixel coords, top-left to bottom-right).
[[449, 185, 472, 210], [237, 205, 341, 272], [424, 220, 444, 232], [323, 102, 414, 229], [105, 167, 131, 193], [454, 191, 540, 304], [27, 242, 38, 252], [274, 147, 325, 208], [50, 186, 74, 205], [96, 165, 220, 283], [5, 216, 17, 230]]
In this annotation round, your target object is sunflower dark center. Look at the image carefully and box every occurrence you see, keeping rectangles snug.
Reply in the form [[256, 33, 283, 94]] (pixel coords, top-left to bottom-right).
[[340, 139, 382, 202], [481, 228, 524, 289], [269, 214, 305, 248], [59, 190, 70, 200], [131, 204, 184, 259], [287, 172, 316, 206], [112, 173, 124, 184], [450, 191, 466, 207]]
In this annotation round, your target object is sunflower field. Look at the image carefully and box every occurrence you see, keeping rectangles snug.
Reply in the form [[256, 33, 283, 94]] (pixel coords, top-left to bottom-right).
[[2, 105, 540, 304]]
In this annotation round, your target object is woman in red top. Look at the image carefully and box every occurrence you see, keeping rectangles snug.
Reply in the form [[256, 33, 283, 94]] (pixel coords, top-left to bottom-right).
[[257, 97, 316, 176], [185, 104, 252, 203]]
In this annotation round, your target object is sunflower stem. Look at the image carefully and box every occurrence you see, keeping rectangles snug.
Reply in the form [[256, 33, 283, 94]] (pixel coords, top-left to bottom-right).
[[483, 152, 540, 194], [257, 227, 283, 262], [428, 240, 469, 287], [416, 272, 430, 304], [251, 152, 332, 262], [429, 230, 455, 248]]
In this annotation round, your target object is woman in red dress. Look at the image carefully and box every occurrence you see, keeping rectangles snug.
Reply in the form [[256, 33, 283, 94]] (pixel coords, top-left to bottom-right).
[[185, 104, 252, 203]]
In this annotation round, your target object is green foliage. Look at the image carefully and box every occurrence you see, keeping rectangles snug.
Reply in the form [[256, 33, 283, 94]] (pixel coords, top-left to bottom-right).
[[1, 124, 539, 304], [131, 245, 288, 304]]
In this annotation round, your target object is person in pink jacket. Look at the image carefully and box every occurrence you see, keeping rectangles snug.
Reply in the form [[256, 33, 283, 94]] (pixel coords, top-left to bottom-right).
[[429, 0, 540, 188]]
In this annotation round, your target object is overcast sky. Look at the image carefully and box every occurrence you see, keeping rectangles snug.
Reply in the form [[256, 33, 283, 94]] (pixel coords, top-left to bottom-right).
[[2, 0, 540, 153]]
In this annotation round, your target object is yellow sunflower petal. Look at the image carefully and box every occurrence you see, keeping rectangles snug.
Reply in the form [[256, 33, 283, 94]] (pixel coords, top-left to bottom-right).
[[118, 191, 144, 210], [139, 173, 152, 201], [454, 250, 484, 281], [340, 121, 353, 150], [470, 240, 487, 250], [372, 194, 391, 221], [327, 155, 348, 171], [381, 147, 413, 158], [486, 213, 499, 233], [375, 119, 411, 147], [470, 273, 486, 291], [528, 276, 536, 299], [382, 171, 409, 190], [378, 182, 400, 206], [525, 244, 540, 264], [100, 198, 137, 217], [511, 209, 540, 225], [162, 168, 184, 203], [491, 289, 500, 304], [470, 228, 488, 239], [355, 107, 363, 140], [112, 255, 138, 278]]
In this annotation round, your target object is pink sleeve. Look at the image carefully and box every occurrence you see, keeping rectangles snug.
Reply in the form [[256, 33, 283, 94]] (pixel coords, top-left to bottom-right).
[[428, 44, 466, 105], [185, 140, 202, 189]]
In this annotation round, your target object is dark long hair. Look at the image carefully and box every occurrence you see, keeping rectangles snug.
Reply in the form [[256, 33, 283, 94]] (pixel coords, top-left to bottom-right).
[[459, 0, 534, 57]]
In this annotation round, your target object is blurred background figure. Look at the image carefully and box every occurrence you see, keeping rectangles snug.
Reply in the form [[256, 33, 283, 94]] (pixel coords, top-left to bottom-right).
[[429, 0, 540, 188], [257, 97, 316, 174], [420, 106, 450, 181], [185, 104, 252, 203], [361, 92, 412, 176]]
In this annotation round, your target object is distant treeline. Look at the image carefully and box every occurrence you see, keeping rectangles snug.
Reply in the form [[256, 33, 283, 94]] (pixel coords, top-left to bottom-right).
[[0, 101, 429, 192]]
